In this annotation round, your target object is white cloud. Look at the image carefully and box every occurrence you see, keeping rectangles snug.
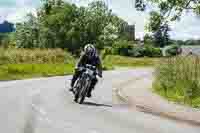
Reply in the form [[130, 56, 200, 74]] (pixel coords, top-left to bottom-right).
[[169, 12, 200, 40], [0, 0, 39, 23], [6, 7, 37, 23], [1, 0, 200, 40]]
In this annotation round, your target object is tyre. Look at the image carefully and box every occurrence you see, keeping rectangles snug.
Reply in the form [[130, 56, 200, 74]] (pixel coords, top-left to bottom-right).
[[79, 87, 87, 104], [74, 92, 79, 103], [79, 79, 90, 104], [73, 79, 82, 103]]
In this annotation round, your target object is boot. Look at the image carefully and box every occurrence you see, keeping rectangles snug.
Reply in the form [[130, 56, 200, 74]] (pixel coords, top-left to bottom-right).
[[87, 87, 93, 98]]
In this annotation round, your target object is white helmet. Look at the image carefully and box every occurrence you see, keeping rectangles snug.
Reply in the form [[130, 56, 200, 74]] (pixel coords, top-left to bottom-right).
[[84, 44, 96, 57]]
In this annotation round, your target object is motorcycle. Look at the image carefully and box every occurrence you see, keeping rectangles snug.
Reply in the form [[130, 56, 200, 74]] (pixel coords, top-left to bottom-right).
[[73, 64, 99, 104]]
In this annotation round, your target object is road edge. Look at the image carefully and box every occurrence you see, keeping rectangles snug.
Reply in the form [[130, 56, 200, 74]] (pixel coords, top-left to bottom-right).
[[115, 79, 200, 127]]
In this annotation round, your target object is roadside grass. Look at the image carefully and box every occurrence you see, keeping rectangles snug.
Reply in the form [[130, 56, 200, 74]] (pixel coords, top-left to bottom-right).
[[0, 64, 74, 80], [153, 55, 200, 108], [0, 48, 161, 80], [103, 55, 160, 68], [0, 48, 75, 80], [0, 48, 75, 64]]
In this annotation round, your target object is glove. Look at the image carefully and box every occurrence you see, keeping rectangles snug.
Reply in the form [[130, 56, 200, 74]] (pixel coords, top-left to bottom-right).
[[75, 67, 84, 72]]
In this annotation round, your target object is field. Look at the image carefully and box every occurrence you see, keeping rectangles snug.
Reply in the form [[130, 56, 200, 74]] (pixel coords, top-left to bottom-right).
[[0, 48, 159, 80]]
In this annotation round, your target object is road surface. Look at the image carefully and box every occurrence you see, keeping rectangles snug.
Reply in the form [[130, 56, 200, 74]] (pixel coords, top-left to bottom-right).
[[0, 69, 200, 133]]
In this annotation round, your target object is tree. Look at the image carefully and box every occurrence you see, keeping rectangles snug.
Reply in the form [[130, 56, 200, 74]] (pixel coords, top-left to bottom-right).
[[136, 0, 200, 47], [144, 34, 154, 45], [15, 14, 39, 48], [153, 23, 171, 47], [136, 0, 200, 22], [14, 0, 129, 55]]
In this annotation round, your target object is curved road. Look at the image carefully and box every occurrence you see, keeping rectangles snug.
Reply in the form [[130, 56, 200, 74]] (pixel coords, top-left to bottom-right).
[[1, 69, 200, 133]]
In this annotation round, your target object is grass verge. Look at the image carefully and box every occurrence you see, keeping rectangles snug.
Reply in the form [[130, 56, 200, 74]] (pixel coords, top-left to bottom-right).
[[153, 56, 200, 108], [0, 64, 74, 80], [103, 55, 160, 68], [0, 49, 161, 80]]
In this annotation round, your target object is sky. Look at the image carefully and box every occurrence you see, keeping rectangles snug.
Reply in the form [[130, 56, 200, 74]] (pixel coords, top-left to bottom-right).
[[0, 0, 200, 40]]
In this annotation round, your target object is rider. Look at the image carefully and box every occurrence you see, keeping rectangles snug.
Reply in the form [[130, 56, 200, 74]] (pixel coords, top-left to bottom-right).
[[69, 44, 103, 97]]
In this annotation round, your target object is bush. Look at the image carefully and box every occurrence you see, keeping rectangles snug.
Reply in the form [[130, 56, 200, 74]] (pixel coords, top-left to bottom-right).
[[101, 47, 112, 59], [128, 45, 162, 57], [128, 46, 145, 57], [163, 45, 180, 56], [102, 41, 162, 58], [112, 40, 133, 56], [143, 45, 162, 57]]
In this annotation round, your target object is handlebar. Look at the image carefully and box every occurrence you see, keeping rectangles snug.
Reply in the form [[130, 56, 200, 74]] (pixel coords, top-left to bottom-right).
[[76, 64, 102, 78]]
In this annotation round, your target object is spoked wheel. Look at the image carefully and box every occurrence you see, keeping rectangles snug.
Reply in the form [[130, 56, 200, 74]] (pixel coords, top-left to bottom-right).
[[79, 80, 90, 104], [79, 87, 87, 104], [73, 79, 81, 103], [74, 90, 79, 103], [73, 76, 91, 104]]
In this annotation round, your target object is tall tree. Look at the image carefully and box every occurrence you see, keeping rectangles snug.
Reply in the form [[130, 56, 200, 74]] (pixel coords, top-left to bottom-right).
[[15, 0, 128, 54], [15, 14, 39, 48]]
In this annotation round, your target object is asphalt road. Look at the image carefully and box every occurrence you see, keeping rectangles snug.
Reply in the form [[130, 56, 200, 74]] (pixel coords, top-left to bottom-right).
[[0, 69, 200, 133]]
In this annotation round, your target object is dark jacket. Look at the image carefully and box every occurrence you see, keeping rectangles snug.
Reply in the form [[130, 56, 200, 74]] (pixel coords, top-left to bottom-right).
[[76, 52, 103, 76]]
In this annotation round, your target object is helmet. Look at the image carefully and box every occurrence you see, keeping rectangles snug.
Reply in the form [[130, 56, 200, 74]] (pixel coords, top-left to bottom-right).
[[84, 44, 96, 58]]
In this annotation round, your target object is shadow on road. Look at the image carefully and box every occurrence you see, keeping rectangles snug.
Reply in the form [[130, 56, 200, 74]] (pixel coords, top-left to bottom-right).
[[83, 102, 112, 107]]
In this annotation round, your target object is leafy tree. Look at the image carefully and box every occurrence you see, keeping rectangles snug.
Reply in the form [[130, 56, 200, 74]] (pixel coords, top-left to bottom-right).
[[136, 0, 200, 22], [144, 34, 154, 45], [14, 0, 128, 55], [153, 23, 171, 47], [15, 14, 39, 48], [136, 0, 200, 47]]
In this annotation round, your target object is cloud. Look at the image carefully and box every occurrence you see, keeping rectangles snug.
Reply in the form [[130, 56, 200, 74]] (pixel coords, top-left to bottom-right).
[[0, 7, 37, 23], [169, 12, 200, 40], [0, 0, 39, 23], [0, 0, 200, 40], [6, 7, 37, 23]]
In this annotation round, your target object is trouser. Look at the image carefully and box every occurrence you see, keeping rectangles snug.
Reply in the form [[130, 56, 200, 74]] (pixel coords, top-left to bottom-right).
[[71, 69, 98, 93]]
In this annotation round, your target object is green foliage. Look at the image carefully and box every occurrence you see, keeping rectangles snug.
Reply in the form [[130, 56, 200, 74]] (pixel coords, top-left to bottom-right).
[[140, 0, 200, 42], [101, 47, 112, 59], [129, 45, 162, 57], [164, 44, 180, 56], [143, 45, 162, 57], [105, 39, 162, 57], [128, 46, 145, 57], [0, 47, 75, 80], [112, 40, 133, 56], [14, 0, 126, 54], [139, 0, 200, 48], [0, 33, 10, 47], [153, 24, 171, 47], [154, 56, 200, 108], [144, 34, 154, 45], [141, 0, 200, 22], [146, 11, 163, 32]]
